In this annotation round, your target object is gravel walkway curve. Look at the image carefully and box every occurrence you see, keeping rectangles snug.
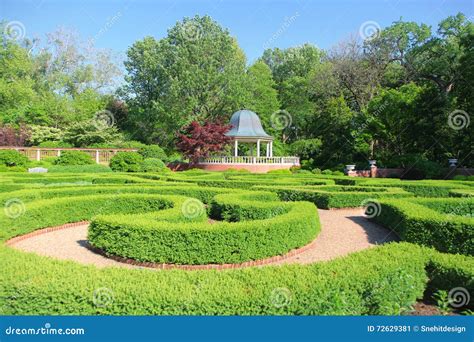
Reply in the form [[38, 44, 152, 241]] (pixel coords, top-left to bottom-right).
[[8, 208, 398, 269]]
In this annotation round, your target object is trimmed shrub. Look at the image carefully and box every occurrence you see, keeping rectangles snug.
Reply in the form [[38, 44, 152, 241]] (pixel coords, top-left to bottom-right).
[[0, 242, 430, 315], [48, 164, 112, 173], [0, 150, 29, 167], [54, 151, 94, 166], [255, 185, 414, 209], [266, 169, 292, 175], [89, 193, 319, 264], [38, 141, 73, 148], [138, 145, 167, 160], [426, 252, 474, 307], [321, 169, 332, 175], [1, 172, 473, 316], [0, 165, 26, 172], [141, 158, 167, 172], [110, 152, 143, 172], [373, 198, 474, 256]]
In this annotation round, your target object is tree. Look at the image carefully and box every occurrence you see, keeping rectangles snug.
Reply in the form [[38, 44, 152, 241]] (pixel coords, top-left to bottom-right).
[[0, 27, 37, 124], [329, 36, 385, 112], [63, 120, 124, 147], [0, 125, 30, 146], [245, 61, 280, 132], [176, 120, 231, 164], [0, 23, 118, 130], [122, 15, 249, 147], [261, 44, 323, 142], [262, 44, 322, 84]]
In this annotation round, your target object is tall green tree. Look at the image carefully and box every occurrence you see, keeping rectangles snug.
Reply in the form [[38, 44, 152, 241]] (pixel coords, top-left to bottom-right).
[[122, 15, 250, 147], [245, 60, 280, 133]]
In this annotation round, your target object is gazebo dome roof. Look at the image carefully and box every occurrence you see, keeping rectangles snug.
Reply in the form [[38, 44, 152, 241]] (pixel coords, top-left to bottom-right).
[[226, 110, 273, 140]]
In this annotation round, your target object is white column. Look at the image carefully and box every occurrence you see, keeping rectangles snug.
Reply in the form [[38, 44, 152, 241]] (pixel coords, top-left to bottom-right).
[[266, 142, 269, 157], [36, 149, 41, 161], [256, 139, 260, 157], [270, 141, 273, 157], [95, 150, 100, 164], [234, 140, 238, 157]]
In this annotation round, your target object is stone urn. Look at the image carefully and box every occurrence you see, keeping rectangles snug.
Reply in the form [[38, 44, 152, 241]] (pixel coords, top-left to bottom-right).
[[448, 158, 458, 167], [368, 160, 377, 166]]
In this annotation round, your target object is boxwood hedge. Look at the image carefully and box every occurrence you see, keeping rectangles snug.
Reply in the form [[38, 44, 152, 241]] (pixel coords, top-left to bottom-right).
[[89, 192, 319, 264], [1, 172, 473, 315], [253, 185, 413, 209], [373, 198, 474, 256]]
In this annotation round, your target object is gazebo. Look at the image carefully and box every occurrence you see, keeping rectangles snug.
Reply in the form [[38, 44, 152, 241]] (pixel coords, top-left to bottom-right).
[[197, 110, 300, 173], [226, 109, 274, 158]]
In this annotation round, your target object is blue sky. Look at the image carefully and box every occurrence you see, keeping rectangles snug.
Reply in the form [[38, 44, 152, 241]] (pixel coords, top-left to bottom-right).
[[2, 0, 473, 63]]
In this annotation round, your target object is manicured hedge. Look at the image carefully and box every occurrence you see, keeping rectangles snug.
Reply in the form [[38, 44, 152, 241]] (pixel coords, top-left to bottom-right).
[[48, 164, 112, 173], [0, 242, 429, 315], [89, 192, 319, 264], [426, 251, 474, 307], [0, 183, 238, 208], [373, 198, 474, 256], [337, 178, 471, 197], [449, 189, 474, 197], [209, 192, 288, 221], [1, 172, 473, 315], [0, 194, 174, 241], [254, 185, 413, 209]]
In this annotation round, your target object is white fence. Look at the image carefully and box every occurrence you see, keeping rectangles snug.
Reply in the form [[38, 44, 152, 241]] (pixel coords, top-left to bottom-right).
[[0, 147, 138, 164], [199, 156, 300, 165]]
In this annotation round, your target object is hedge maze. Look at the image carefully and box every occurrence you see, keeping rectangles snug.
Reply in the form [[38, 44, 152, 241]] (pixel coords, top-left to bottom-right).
[[0, 171, 473, 315]]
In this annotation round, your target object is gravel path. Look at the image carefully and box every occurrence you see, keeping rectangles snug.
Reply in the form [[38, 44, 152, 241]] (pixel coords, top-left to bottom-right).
[[9, 208, 398, 269]]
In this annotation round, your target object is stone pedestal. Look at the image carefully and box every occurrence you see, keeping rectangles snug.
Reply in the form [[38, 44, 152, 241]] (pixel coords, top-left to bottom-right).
[[370, 165, 377, 178]]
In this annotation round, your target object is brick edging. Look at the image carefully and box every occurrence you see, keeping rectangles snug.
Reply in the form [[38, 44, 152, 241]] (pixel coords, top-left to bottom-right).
[[5, 221, 89, 246], [5, 221, 318, 270]]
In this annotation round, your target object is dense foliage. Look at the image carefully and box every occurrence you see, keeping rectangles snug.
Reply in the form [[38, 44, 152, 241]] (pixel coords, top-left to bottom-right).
[[0, 172, 472, 314], [176, 120, 232, 164], [54, 150, 94, 166], [0, 150, 29, 167], [1, 14, 472, 169], [109, 152, 144, 172]]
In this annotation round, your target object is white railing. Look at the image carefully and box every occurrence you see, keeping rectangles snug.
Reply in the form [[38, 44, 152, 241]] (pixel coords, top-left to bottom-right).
[[199, 156, 300, 165], [0, 146, 137, 164]]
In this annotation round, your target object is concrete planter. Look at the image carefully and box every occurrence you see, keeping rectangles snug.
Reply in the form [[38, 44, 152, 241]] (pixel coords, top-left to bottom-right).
[[448, 158, 458, 167]]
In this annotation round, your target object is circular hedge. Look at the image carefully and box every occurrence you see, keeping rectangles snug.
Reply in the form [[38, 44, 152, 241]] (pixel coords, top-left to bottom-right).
[[88, 192, 319, 264]]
